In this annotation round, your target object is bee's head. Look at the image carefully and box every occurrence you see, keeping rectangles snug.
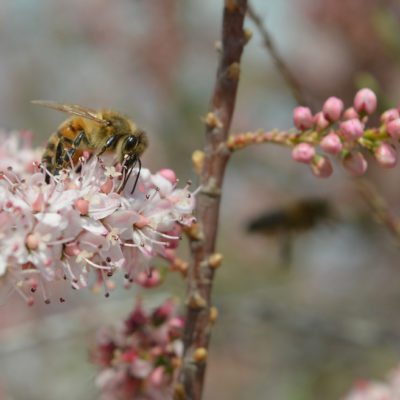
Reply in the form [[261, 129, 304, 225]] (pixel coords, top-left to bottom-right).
[[121, 130, 147, 166]]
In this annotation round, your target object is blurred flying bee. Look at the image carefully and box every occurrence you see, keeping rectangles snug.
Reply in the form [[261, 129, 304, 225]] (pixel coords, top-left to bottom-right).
[[32, 100, 148, 193], [247, 198, 334, 266], [247, 198, 332, 235]]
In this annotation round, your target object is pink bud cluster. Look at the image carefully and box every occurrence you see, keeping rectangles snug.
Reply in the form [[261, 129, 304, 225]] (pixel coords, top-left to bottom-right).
[[91, 298, 183, 400], [341, 364, 400, 400], [0, 132, 197, 305], [291, 88, 400, 177]]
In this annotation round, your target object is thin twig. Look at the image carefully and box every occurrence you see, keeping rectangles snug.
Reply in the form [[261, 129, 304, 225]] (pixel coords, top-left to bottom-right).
[[176, 1, 248, 399], [357, 179, 400, 244], [247, 2, 307, 106]]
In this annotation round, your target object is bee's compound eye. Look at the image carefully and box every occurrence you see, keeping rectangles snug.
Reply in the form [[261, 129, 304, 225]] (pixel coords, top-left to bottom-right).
[[124, 135, 138, 151]]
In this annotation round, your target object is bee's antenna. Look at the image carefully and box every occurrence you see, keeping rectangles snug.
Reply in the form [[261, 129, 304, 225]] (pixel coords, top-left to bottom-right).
[[131, 158, 141, 194]]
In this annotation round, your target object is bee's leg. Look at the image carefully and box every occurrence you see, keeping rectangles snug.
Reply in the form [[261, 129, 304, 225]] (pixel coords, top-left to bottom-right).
[[64, 130, 89, 162], [130, 158, 142, 194], [117, 157, 137, 193], [98, 135, 118, 157], [55, 140, 65, 169]]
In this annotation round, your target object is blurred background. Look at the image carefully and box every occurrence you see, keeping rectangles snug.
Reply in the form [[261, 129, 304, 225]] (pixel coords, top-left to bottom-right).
[[1, 0, 400, 399]]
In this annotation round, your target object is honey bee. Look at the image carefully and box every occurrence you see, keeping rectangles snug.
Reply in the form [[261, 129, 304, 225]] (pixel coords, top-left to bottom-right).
[[32, 100, 148, 192], [247, 198, 332, 235], [247, 198, 334, 267]]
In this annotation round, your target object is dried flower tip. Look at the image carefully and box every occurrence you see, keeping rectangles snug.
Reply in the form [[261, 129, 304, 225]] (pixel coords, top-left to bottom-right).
[[187, 292, 206, 310], [191, 150, 205, 175], [215, 40, 222, 53], [184, 221, 203, 241], [244, 28, 253, 43], [354, 88, 377, 115], [226, 62, 241, 82], [210, 306, 218, 325], [204, 112, 222, 129], [225, 0, 239, 12], [174, 384, 187, 400], [208, 253, 223, 269], [193, 348, 208, 363]]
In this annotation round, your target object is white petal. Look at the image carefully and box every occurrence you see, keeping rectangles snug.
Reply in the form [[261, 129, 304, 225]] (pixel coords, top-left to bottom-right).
[[80, 218, 108, 235]]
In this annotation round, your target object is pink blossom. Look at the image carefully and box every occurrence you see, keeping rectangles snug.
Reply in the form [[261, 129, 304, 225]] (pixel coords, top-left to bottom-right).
[[353, 88, 377, 115], [343, 107, 359, 121], [375, 144, 398, 168], [91, 298, 183, 400], [292, 143, 316, 164], [158, 169, 176, 184], [0, 131, 197, 305], [342, 381, 393, 400], [320, 133, 343, 155], [313, 112, 330, 132], [386, 119, 400, 140], [381, 109, 399, 124], [310, 155, 333, 178], [340, 118, 364, 141], [343, 152, 368, 176], [322, 96, 344, 122], [293, 106, 313, 130]]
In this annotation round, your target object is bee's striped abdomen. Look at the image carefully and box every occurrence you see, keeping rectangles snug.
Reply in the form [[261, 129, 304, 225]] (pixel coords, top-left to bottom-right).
[[41, 118, 86, 177]]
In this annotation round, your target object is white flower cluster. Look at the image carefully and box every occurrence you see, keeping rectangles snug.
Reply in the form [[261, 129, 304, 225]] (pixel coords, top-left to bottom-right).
[[0, 132, 196, 305], [342, 364, 400, 400]]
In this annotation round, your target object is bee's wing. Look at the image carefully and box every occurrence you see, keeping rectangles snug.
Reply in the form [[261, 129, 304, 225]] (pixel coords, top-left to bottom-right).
[[31, 100, 109, 126]]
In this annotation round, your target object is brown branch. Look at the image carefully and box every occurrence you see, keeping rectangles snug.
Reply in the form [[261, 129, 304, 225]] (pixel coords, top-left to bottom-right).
[[247, 2, 307, 106], [176, 1, 248, 399]]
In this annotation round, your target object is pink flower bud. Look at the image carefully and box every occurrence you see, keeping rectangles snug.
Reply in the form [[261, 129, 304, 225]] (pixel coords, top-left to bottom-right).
[[310, 155, 333, 178], [101, 178, 114, 194], [353, 88, 377, 115], [32, 192, 45, 212], [374, 144, 398, 168], [134, 214, 151, 229], [380, 109, 399, 124], [343, 107, 359, 120], [26, 234, 40, 250], [75, 199, 90, 215], [320, 133, 342, 155], [164, 224, 182, 249], [340, 118, 364, 141], [64, 243, 80, 257], [313, 112, 329, 132], [293, 106, 313, 130], [343, 152, 367, 176], [135, 268, 162, 288], [387, 118, 400, 139], [158, 169, 176, 184], [292, 143, 316, 164], [322, 96, 344, 122], [150, 366, 166, 388]]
